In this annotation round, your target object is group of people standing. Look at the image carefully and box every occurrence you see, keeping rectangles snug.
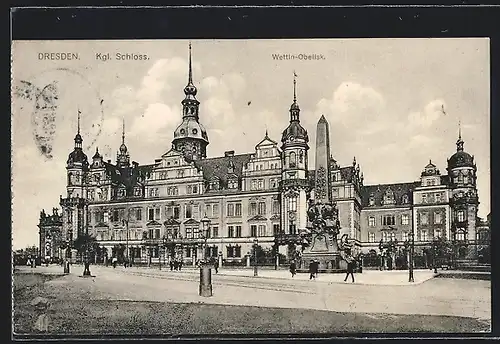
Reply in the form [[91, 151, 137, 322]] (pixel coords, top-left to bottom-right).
[[288, 253, 358, 282]]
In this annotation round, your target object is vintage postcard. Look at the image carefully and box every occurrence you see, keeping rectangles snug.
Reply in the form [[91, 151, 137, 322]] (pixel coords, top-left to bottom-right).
[[11, 38, 491, 337]]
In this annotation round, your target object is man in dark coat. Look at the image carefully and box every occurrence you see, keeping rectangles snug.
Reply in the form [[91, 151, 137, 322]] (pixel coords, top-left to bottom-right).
[[309, 260, 316, 280], [289, 260, 297, 277], [344, 252, 356, 283]]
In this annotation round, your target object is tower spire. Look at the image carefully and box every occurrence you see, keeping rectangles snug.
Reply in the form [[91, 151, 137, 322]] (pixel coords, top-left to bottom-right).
[[77, 108, 81, 135], [122, 117, 125, 145], [188, 41, 193, 85], [456, 120, 464, 152], [293, 70, 297, 102]]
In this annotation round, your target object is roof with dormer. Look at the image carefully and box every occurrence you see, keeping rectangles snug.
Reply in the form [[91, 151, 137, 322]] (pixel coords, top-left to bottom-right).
[[361, 182, 419, 207], [194, 153, 253, 187]]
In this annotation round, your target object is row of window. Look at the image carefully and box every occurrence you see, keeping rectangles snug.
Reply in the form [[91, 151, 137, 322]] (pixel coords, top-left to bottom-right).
[[368, 229, 452, 243], [368, 214, 410, 227], [250, 178, 279, 191], [421, 192, 445, 204], [94, 223, 281, 241]]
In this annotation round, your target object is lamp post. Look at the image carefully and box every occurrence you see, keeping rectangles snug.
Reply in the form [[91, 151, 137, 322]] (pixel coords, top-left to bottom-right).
[[433, 239, 438, 273], [253, 238, 258, 277], [199, 216, 213, 297], [408, 231, 414, 283]]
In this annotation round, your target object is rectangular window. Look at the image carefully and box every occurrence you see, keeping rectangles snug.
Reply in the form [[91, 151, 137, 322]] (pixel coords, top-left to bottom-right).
[[185, 204, 192, 219], [192, 185, 198, 194], [258, 202, 266, 216], [212, 226, 219, 238], [272, 200, 280, 214], [368, 233, 375, 242], [148, 209, 154, 221], [250, 202, 257, 216], [382, 215, 395, 226], [186, 247, 191, 258], [155, 228, 160, 239], [258, 225, 266, 237], [103, 212, 109, 223], [228, 226, 234, 238], [402, 232, 409, 242], [258, 179, 264, 189], [227, 246, 234, 258], [251, 180, 257, 190], [273, 224, 280, 235], [173, 206, 180, 219], [436, 193, 442, 203], [186, 227, 193, 239], [213, 204, 219, 217], [251, 225, 257, 237], [422, 194, 427, 203], [434, 212, 442, 224], [235, 246, 241, 258], [457, 210, 465, 222], [136, 209, 142, 221], [227, 203, 235, 217], [235, 225, 242, 238], [421, 213, 428, 225], [235, 203, 242, 217], [368, 216, 375, 227], [205, 204, 212, 217], [401, 214, 409, 225], [112, 210, 119, 222], [420, 230, 428, 241], [289, 223, 297, 235], [389, 232, 396, 241], [155, 208, 161, 220], [434, 229, 441, 238], [289, 197, 297, 212]]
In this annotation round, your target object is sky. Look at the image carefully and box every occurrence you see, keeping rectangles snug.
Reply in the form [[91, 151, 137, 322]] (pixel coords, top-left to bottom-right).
[[11, 38, 490, 250]]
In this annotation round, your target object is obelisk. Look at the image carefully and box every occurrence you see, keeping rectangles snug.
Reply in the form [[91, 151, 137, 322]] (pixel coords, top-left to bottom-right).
[[314, 115, 331, 204]]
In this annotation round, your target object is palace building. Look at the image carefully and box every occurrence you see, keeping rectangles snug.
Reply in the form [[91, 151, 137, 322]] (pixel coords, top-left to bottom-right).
[[40, 44, 488, 267]]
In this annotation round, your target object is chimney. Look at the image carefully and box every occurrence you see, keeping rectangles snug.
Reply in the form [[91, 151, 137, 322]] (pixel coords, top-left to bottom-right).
[[224, 150, 235, 157], [132, 161, 139, 168]]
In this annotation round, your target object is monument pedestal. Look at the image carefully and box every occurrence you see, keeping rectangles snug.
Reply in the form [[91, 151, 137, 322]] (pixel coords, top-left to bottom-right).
[[297, 253, 345, 273]]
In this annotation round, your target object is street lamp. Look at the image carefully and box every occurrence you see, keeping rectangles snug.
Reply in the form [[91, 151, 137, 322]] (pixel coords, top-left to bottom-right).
[[199, 215, 212, 297], [408, 231, 414, 283], [253, 238, 258, 277]]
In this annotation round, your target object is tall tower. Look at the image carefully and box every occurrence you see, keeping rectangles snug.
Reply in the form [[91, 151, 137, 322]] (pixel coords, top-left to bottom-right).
[[172, 42, 209, 162], [447, 123, 479, 258], [314, 115, 332, 204], [60, 110, 89, 259], [116, 118, 130, 168], [280, 72, 309, 239]]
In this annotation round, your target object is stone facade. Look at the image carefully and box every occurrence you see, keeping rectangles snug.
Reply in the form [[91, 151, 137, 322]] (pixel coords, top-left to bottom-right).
[[42, 45, 487, 265], [37, 208, 63, 260]]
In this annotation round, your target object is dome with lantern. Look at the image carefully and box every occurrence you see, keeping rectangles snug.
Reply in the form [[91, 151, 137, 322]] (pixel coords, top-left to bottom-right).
[[447, 132, 475, 170]]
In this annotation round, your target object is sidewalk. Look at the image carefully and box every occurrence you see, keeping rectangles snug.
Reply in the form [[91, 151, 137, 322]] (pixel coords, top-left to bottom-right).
[[113, 265, 436, 286]]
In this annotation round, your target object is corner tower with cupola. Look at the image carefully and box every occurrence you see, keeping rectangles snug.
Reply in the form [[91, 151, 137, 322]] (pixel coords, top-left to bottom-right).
[[447, 124, 479, 258], [279, 72, 309, 240], [172, 42, 209, 163], [60, 110, 90, 261]]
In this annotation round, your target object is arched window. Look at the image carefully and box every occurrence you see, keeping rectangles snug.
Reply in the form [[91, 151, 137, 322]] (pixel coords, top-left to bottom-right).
[[290, 152, 297, 167]]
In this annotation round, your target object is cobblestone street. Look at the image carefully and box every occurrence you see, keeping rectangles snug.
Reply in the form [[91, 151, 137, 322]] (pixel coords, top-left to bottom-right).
[[21, 265, 491, 322]]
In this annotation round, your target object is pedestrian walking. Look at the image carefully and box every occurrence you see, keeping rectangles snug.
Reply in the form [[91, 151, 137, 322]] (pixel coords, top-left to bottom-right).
[[214, 259, 219, 274], [308, 260, 315, 280], [289, 259, 297, 277], [179, 260, 183, 271], [344, 253, 356, 283], [112, 257, 117, 269], [173, 260, 179, 271], [169, 259, 174, 271]]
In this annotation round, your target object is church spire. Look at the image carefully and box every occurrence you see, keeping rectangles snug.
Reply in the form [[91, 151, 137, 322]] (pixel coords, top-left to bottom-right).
[[183, 41, 198, 99], [74, 108, 83, 149], [289, 71, 300, 122], [456, 120, 464, 152], [122, 117, 125, 145]]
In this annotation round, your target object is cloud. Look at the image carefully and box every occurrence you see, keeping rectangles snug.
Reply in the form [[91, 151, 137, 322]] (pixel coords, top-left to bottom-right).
[[408, 99, 446, 128], [129, 103, 181, 142]]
